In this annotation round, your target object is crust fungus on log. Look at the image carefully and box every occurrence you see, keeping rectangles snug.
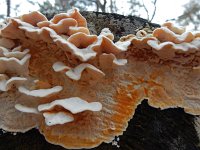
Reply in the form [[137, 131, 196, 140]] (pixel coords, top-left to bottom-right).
[[0, 8, 200, 149]]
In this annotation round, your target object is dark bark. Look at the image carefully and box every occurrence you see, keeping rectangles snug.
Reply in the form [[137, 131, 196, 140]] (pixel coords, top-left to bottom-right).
[[81, 11, 159, 41]]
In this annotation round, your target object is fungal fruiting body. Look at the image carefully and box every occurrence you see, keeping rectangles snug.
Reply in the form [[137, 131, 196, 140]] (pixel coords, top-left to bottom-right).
[[0, 8, 200, 149]]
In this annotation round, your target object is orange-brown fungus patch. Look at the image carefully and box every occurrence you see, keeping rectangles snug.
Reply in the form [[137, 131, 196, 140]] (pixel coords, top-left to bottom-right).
[[67, 33, 97, 48], [49, 18, 77, 34], [39, 82, 144, 149], [1, 9, 200, 150], [21, 11, 48, 26], [51, 9, 87, 27], [68, 27, 90, 35], [27, 42, 69, 87], [37, 21, 52, 28]]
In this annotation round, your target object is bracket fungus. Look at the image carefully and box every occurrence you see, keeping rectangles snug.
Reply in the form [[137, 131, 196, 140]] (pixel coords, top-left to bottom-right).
[[43, 112, 74, 126], [0, 75, 27, 92], [0, 8, 200, 149], [18, 85, 63, 97]]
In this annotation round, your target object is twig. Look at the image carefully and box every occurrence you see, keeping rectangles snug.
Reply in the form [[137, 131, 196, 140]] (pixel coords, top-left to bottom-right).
[[149, 0, 157, 22], [142, 0, 149, 21]]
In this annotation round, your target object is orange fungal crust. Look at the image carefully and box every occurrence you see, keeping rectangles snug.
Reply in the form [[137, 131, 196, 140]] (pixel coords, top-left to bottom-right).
[[0, 8, 200, 149]]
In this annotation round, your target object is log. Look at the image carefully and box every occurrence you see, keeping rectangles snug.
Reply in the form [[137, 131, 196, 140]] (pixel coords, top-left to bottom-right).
[[0, 11, 199, 150]]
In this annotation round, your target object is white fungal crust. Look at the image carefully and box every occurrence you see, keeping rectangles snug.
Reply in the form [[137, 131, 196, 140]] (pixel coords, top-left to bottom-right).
[[38, 97, 102, 126], [0, 74, 27, 91], [16, 97, 101, 127], [21, 11, 48, 26], [147, 25, 200, 60], [92, 35, 130, 55], [122, 23, 200, 63], [0, 54, 31, 75], [52, 62, 105, 84], [68, 26, 90, 35], [0, 46, 29, 59], [15, 104, 39, 114], [136, 30, 147, 38], [49, 18, 78, 34], [38, 97, 102, 113], [0, 38, 31, 92], [162, 22, 186, 34], [1, 8, 200, 150], [0, 38, 31, 76], [100, 28, 114, 40], [65, 63, 105, 81], [0, 9, 131, 148], [52, 61, 71, 72], [50, 8, 87, 27], [55, 32, 98, 62], [43, 112, 74, 126], [18, 86, 63, 97], [1, 13, 130, 64], [153, 26, 194, 43]]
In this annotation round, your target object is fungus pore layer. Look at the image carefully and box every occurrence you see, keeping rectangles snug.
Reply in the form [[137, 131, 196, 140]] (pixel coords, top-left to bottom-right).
[[0, 9, 200, 149]]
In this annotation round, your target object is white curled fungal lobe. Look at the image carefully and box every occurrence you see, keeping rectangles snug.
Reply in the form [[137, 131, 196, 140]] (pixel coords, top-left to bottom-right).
[[43, 112, 74, 126], [65, 63, 105, 81], [18, 86, 63, 97], [38, 97, 102, 113]]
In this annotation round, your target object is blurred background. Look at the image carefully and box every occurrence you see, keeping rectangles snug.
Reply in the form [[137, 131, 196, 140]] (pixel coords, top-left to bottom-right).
[[0, 0, 199, 30]]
